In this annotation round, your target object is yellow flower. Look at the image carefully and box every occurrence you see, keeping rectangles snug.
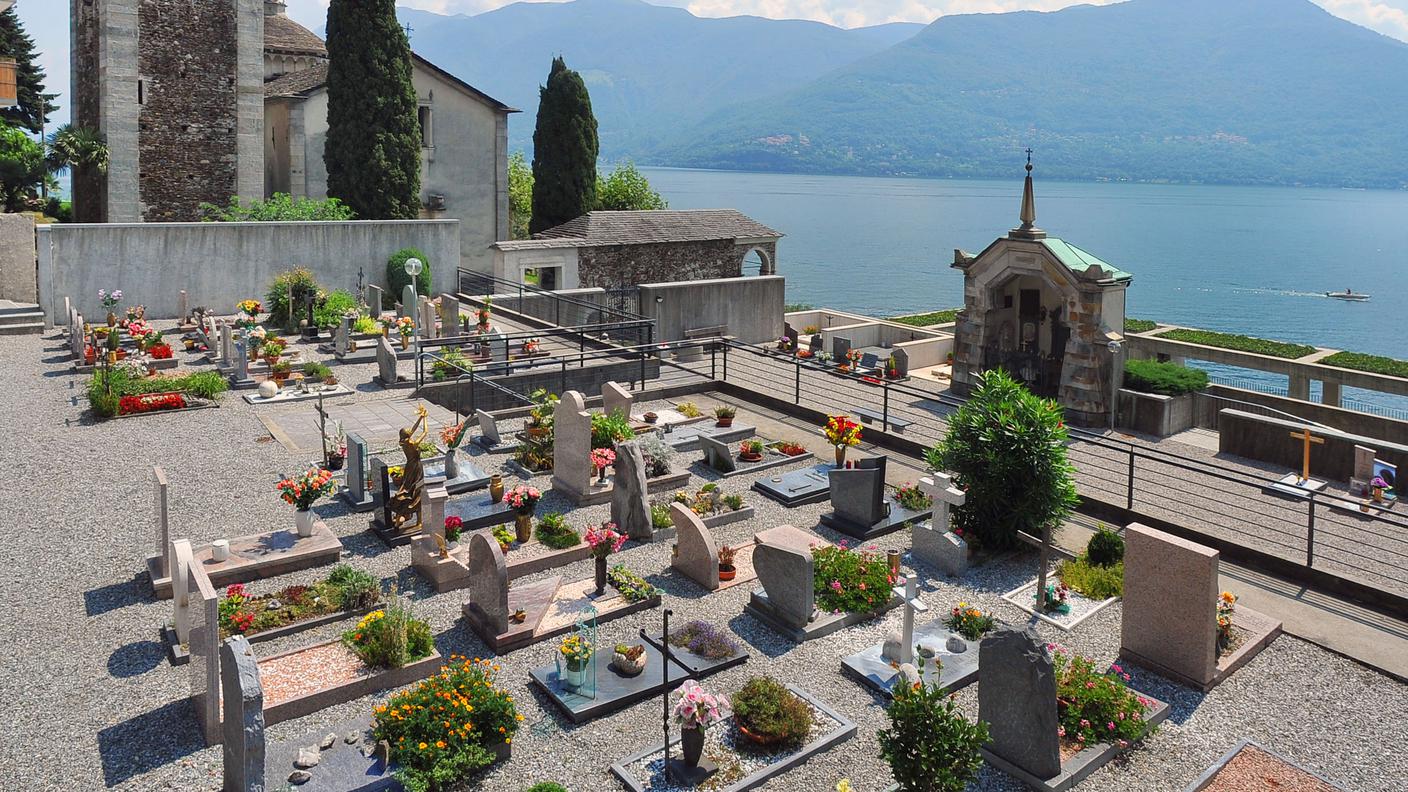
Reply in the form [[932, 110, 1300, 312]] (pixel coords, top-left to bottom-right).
[[418, 742, 427, 750], [435, 740, 446, 749]]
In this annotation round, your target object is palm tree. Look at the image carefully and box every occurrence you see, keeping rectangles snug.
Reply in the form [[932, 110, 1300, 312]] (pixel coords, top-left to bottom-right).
[[45, 124, 108, 177]]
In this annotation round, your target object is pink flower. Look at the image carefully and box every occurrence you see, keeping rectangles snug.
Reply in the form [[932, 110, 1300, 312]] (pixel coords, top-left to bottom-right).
[[1057, 726, 1065, 737], [1110, 664, 1123, 673], [1107, 722, 1115, 731], [830, 580, 842, 592], [1117, 712, 1126, 721], [1085, 682, 1095, 689], [1117, 739, 1129, 749], [1079, 719, 1089, 728], [1122, 673, 1131, 681], [858, 582, 866, 591]]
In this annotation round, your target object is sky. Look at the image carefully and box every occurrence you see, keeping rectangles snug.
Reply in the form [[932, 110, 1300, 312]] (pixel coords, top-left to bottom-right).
[[15, 0, 1408, 127]]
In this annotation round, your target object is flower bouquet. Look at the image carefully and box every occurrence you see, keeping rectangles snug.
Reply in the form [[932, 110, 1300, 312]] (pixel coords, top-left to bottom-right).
[[590, 447, 616, 482], [276, 467, 336, 536], [1216, 591, 1237, 653], [823, 414, 862, 465], [672, 680, 731, 768], [98, 288, 123, 325], [504, 484, 541, 516], [586, 522, 625, 595]]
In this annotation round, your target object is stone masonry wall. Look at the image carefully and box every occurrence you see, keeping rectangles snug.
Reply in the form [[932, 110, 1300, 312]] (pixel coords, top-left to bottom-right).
[[70, 0, 106, 222], [576, 240, 776, 289], [137, 0, 240, 221]]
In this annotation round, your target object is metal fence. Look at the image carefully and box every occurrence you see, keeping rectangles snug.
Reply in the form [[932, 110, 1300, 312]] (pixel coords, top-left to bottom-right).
[[457, 270, 647, 331]]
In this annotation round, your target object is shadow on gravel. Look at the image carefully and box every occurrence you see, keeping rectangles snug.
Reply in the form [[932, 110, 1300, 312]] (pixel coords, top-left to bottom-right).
[[108, 639, 165, 678], [97, 699, 204, 786], [85, 575, 148, 617], [727, 613, 793, 660]]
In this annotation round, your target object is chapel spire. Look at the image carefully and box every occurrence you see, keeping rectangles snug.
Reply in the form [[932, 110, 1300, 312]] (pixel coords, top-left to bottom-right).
[[1010, 149, 1046, 240]]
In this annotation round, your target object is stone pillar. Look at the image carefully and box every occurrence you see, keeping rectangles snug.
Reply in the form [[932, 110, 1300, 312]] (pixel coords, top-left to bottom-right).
[[220, 635, 265, 792], [1288, 374, 1310, 401], [1321, 380, 1342, 408]]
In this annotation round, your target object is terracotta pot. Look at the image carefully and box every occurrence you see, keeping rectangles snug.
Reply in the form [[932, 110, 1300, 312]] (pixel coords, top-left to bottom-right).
[[680, 726, 705, 768], [739, 452, 763, 463], [515, 513, 533, 543], [719, 565, 737, 582], [526, 425, 549, 439], [737, 723, 786, 747], [489, 474, 505, 503], [716, 417, 734, 428], [106, 312, 117, 327]]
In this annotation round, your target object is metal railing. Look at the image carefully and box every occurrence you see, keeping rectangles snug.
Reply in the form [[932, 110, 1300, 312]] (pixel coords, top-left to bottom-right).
[[457, 270, 648, 329], [1193, 391, 1328, 432], [413, 322, 655, 389], [1209, 373, 1408, 423]]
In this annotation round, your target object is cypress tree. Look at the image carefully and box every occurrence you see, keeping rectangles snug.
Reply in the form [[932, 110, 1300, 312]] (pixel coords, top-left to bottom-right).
[[530, 57, 599, 234], [323, 0, 421, 219], [0, 8, 58, 135]]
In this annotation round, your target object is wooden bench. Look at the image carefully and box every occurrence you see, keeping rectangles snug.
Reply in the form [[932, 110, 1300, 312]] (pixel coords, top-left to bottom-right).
[[851, 406, 911, 431]]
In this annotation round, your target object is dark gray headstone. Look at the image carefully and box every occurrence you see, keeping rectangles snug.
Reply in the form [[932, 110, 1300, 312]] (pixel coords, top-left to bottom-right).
[[979, 626, 1061, 779], [346, 433, 368, 502], [860, 352, 880, 370], [375, 336, 398, 385], [784, 323, 799, 350], [833, 336, 852, 360], [808, 334, 823, 354], [700, 435, 736, 474], [335, 315, 352, 356], [829, 456, 888, 526], [891, 348, 910, 377], [611, 441, 652, 540], [220, 635, 265, 792]]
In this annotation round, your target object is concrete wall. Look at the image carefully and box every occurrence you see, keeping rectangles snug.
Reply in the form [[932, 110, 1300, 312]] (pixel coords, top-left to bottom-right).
[[638, 275, 784, 345], [1204, 385, 1408, 445], [418, 357, 658, 415], [493, 245, 579, 286], [1117, 389, 1195, 438], [815, 320, 952, 369], [37, 220, 460, 322], [0, 214, 37, 303], [1218, 409, 1408, 482]]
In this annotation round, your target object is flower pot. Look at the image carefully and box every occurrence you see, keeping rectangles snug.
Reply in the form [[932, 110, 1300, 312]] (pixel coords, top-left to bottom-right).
[[680, 726, 705, 768], [716, 417, 734, 428], [561, 660, 590, 692], [400, 336, 410, 350], [719, 564, 736, 582], [1373, 487, 1385, 503], [612, 651, 647, 677], [211, 539, 230, 562], [182, 339, 195, 351], [739, 451, 763, 463], [327, 454, 345, 471], [526, 425, 548, 440], [489, 474, 504, 503], [515, 514, 533, 543], [594, 555, 608, 597], [834, 445, 847, 467], [643, 412, 658, 424], [294, 509, 316, 537]]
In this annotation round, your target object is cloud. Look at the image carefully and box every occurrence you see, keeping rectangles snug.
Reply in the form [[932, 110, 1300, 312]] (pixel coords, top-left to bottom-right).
[[1316, 0, 1408, 40]]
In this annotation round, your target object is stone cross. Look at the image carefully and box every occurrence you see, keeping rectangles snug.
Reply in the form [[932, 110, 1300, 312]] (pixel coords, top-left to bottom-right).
[[466, 532, 509, 634], [365, 284, 384, 316], [418, 296, 437, 341], [979, 626, 1061, 779], [602, 380, 633, 418], [550, 391, 592, 500], [375, 335, 398, 386], [611, 441, 652, 540], [220, 635, 266, 792], [882, 574, 928, 666], [335, 314, 352, 356], [153, 466, 170, 576], [169, 539, 195, 646], [670, 502, 718, 590], [920, 473, 965, 532], [439, 294, 460, 337], [914, 472, 968, 576]]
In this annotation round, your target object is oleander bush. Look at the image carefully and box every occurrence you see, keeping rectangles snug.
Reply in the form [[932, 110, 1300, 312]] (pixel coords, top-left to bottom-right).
[[1156, 328, 1315, 359], [1122, 359, 1209, 396], [731, 676, 813, 749]]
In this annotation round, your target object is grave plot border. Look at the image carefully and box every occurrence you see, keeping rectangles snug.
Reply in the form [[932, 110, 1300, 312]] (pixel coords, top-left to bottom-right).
[[1182, 739, 1350, 792], [980, 692, 1170, 792], [241, 384, 356, 405], [744, 588, 902, 643], [840, 625, 982, 699], [146, 523, 344, 600], [608, 685, 856, 792], [465, 593, 664, 655], [698, 505, 755, 529], [1001, 578, 1120, 632], [258, 644, 445, 727], [528, 642, 693, 724], [416, 537, 595, 594], [703, 444, 816, 480], [162, 602, 381, 666], [106, 397, 220, 421]]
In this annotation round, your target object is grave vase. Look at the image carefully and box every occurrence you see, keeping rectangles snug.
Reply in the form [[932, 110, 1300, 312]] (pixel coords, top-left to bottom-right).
[[560, 659, 589, 692], [594, 555, 608, 596], [1373, 486, 1385, 503], [834, 445, 847, 467], [489, 474, 504, 503], [294, 509, 316, 538], [400, 335, 409, 350], [444, 448, 460, 479], [515, 513, 533, 543], [106, 311, 116, 327], [680, 726, 705, 768]]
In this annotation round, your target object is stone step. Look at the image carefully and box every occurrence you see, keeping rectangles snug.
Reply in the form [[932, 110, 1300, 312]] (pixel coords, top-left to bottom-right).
[[0, 320, 44, 335]]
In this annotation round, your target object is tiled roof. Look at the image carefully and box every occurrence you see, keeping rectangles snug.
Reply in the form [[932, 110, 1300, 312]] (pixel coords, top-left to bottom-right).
[[535, 210, 783, 246], [265, 14, 327, 57], [264, 63, 329, 99]]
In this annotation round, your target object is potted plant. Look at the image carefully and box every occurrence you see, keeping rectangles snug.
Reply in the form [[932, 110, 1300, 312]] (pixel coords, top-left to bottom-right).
[[269, 360, 293, 386], [98, 288, 123, 326], [718, 545, 737, 581], [303, 361, 333, 390], [885, 355, 901, 379], [612, 643, 647, 676], [476, 298, 493, 333], [443, 515, 463, 551], [557, 633, 592, 691], [643, 411, 658, 424], [714, 404, 736, 428], [236, 299, 262, 330], [521, 337, 541, 354], [276, 467, 336, 537], [492, 525, 515, 553], [672, 680, 730, 771], [584, 522, 626, 596], [527, 388, 558, 439], [395, 316, 415, 349], [505, 484, 541, 541], [1372, 476, 1389, 503], [261, 335, 287, 366], [823, 414, 862, 467], [739, 440, 764, 463], [731, 676, 811, 748], [590, 447, 616, 484]]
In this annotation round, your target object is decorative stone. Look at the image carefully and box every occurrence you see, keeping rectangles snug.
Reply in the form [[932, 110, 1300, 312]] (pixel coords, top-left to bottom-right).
[[670, 502, 718, 591], [344, 731, 359, 745], [257, 380, 278, 400], [295, 746, 321, 769], [319, 732, 337, 750], [881, 630, 903, 663], [219, 635, 265, 792], [1120, 523, 1219, 689], [611, 441, 653, 540], [288, 770, 312, 785], [896, 663, 920, 685], [979, 626, 1061, 780]]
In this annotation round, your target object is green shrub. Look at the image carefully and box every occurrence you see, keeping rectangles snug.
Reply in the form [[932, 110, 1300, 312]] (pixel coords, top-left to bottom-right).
[[1123, 359, 1209, 395], [889, 308, 960, 327], [879, 655, 989, 792], [200, 193, 355, 222], [925, 369, 1078, 551], [731, 676, 813, 749], [650, 502, 673, 531], [265, 267, 323, 327], [303, 361, 333, 382], [1124, 318, 1157, 333], [526, 785, 568, 792], [387, 248, 432, 308], [1058, 556, 1124, 600], [590, 409, 635, 449], [1086, 525, 1125, 566], [430, 347, 471, 382], [535, 513, 580, 550], [812, 544, 892, 614], [1155, 328, 1315, 359], [342, 596, 434, 670], [327, 564, 380, 610], [315, 288, 360, 328], [1319, 351, 1408, 379], [607, 565, 657, 603]]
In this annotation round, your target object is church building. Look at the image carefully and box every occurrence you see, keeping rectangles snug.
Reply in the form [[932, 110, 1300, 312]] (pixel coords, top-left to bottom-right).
[[949, 159, 1132, 426]]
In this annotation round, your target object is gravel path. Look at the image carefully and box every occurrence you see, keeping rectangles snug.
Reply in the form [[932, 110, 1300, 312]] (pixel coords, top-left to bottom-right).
[[0, 327, 1405, 792]]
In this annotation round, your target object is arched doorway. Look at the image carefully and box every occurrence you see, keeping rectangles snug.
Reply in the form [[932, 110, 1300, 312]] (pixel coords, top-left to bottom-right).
[[741, 246, 774, 276]]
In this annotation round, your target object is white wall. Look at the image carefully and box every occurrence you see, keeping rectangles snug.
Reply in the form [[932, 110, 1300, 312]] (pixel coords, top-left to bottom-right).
[[38, 219, 460, 322], [639, 276, 786, 345]]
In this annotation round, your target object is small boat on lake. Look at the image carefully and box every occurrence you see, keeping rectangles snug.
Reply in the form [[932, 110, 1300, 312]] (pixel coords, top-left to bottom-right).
[[1326, 289, 1371, 302]]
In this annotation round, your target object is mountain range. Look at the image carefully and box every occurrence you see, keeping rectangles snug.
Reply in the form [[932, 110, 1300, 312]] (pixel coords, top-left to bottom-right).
[[392, 0, 1408, 188]]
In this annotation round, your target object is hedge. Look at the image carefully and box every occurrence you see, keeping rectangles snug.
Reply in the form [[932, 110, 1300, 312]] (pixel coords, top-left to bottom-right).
[[1124, 318, 1157, 333], [1123, 359, 1209, 396], [889, 308, 961, 327], [1318, 351, 1408, 379], [1155, 328, 1315, 359]]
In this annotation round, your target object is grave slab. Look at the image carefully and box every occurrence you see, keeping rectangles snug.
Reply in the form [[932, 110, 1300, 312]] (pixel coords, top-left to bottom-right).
[[752, 464, 835, 507], [372, 491, 514, 547], [146, 523, 343, 600], [745, 587, 900, 643], [701, 437, 815, 479], [841, 619, 981, 698], [242, 383, 355, 405], [263, 717, 397, 792], [820, 501, 931, 541], [463, 572, 661, 654], [528, 641, 691, 724], [421, 454, 490, 495], [1265, 473, 1329, 500], [641, 631, 750, 678], [661, 421, 757, 452]]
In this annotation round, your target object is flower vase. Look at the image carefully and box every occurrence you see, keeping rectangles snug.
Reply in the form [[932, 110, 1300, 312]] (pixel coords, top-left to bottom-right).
[[593, 555, 608, 596], [561, 660, 589, 692], [444, 448, 460, 479], [681, 726, 705, 768], [834, 445, 847, 467], [1373, 486, 1385, 503], [597, 466, 608, 484], [515, 512, 533, 542], [489, 474, 504, 503], [106, 312, 117, 327], [294, 509, 315, 538], [400, 335, 409, 350], [327, 454, 345, 471]]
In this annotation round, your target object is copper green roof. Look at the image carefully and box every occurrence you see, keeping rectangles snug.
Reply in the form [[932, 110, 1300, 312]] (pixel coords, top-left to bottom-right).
[[1041, 238, 1132, 282]]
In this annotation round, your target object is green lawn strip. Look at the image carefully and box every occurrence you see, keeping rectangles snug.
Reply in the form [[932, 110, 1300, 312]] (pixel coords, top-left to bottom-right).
[[888, 308, 961, 326], [1318, 351, 1408, 379], [1124, 318, 1157, 333], [1154, 328, 1316, 359]]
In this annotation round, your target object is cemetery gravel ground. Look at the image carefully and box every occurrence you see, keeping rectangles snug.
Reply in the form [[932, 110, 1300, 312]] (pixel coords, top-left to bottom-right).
[[1, 328, 1406, 792]]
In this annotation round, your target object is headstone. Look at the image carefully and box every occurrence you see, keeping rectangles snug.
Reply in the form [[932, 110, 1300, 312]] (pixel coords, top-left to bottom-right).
[[833, 336, 852, 361], [602, 381, 633, 418], [890, 348, 910, 377], [751, 525, 816, 629], [439, 294, 460, 337], [178, 290, 188, 322], [220, 635, 265, 792], [219, 323, 233, 365], [914, 473, 968, 576], [418, 296, 437, 341], [399, 284, 416, 319], [365, 284, 384, 316], [700, 435, 736, 474], [169, 539, 195, 646], [476, 409, 500, 448], [489, 327, 509, 363], [343, 433, 371, 507], [1351, 444, 1377, 492], [671, 503, 719, 591], [231, 338, 253, 387], [422, 484, 448, 542], [828, 456, 889, 527], [808, 334, 823, 355], [611, 441, 652, 540], [375, 336, 399, 385], [784, 322, 799, 352], [153, 466, 170, 576], [334, 314, 352, 356], [466, 532, 509, 634], [979, 626, 1061, 779], [1120, 523, 1219, 689], [550, 391, 592, 499]]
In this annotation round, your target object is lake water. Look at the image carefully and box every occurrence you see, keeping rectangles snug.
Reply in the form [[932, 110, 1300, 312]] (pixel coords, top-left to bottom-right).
[[643, 167, 1408, 412]]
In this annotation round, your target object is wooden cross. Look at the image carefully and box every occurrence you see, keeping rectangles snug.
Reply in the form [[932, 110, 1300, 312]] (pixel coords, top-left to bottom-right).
[[1289, 427, 1324, 483]]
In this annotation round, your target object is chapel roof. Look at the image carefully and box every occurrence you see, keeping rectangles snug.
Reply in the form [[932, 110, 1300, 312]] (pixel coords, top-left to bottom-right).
[[265, 13, 327, 58], [532, 210, 783, 247]]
